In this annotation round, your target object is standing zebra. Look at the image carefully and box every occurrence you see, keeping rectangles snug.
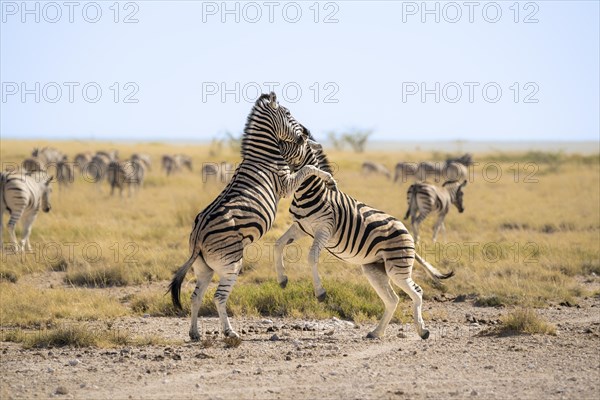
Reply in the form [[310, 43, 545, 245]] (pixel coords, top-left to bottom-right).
[[404, 180, 467, 243], [1, 172, 53, 251], [56, 157, 74, 189], [169, 93, 337, 341], [274, 134, 454, 340], [106, 159, 146, 197], [361, 161, 392, 179], [131, 153, 152, 171], [74, 152, 93, 174], [85, 153, 111, 189], [162, 154, 192, 176], [22, 158, 44, 173], [393, 162, 418, 184]]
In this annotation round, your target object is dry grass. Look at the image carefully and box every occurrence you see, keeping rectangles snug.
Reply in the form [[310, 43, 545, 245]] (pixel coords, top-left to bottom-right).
[[1, 140, 599, 329], [494, 307, 557, 336]]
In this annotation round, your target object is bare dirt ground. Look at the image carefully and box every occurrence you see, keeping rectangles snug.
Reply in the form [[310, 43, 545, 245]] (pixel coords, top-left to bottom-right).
[[2, 291, 599, 400]]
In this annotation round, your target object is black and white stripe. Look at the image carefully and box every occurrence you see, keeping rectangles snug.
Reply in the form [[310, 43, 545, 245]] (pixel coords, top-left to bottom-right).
[[275, 133, 453, 340], [404, 180, 467, 243], [169, 93, 337, 341], [1, 172, 53, 251]]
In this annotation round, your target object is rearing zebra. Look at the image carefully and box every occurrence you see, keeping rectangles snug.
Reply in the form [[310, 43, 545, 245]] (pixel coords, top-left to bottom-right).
[[275, 133, 454, 340], [1, 171, 53, 251], [169, 93, 337, 341]]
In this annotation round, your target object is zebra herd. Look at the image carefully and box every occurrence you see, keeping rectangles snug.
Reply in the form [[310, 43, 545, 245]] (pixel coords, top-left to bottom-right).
[[170, 93, 459, 341], [361, 154, 472, 242], [0, 145, 235, 251]]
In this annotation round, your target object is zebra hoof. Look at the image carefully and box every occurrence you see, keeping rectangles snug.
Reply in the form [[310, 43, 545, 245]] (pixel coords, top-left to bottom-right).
[[279, 276, 288, 289], [366, 331, 381, 339], [316, 291, 327, 303], [189, 332, 201, 342], [420, 329, 430, 340]]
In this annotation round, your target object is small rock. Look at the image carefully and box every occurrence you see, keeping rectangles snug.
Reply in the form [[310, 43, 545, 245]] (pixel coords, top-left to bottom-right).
[[143, 313, 150, 318], [232, 369, 241, 374], [195, 383, 201, 388], [269, 334, 280, 341], [47, 367, 54, 373], [68, 359, 79, 366], [55, 386, 68, 395], [470, 389, 478, 396], [285, 355, 292, 361], [261, 319, 273, 324]]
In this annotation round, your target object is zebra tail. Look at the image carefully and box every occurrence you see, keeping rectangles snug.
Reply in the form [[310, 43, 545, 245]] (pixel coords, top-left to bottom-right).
[[414, 253, 454, 281], [168, 252, 199, 310]]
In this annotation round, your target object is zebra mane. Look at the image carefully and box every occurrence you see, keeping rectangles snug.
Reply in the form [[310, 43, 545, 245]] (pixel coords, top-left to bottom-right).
[[240, 94, 279, 161], [305, 130, 334, 175]]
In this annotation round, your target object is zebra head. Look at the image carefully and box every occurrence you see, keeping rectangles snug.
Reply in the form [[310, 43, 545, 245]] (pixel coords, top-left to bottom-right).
[[242, 93, 305, 160], [455, 180, 467, 213], [41, 176, 54, 212]]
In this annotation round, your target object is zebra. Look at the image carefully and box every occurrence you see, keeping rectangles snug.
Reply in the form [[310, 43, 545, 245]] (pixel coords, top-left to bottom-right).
[[131, 153, 152, 171], [84, 153, 111, 189], [169, 93, 337, 341], [56, 157, 75, 189], [446, 153, 473, 167], [162, 154, 192, 176], [361, 161, 391, 179], [32, 147, 64, 168], [74, 152, 93, 174], [274, 133, 454, 340], [393, 162, 419, 184], [107, 159, 145, 197], [404, 180, 467, 243], [0, 172, 53, 251], [22, 158, 43, 173]]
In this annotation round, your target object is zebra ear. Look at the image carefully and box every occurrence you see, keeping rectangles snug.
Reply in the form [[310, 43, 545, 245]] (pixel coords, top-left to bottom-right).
[[307, 140, 323, 152], [46, 176, 54, 184], [268, 92, 278, 110], [460, 179, 467, 188]]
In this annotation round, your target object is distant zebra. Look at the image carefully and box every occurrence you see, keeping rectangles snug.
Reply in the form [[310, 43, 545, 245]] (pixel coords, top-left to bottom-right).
[[131, 153, 152, 171], [162, 154, 192, 176], [56, 157, 75, 189], [22, 158, 43, 173], [446, 153, 473, 167], [85, 153, 111, 189], [169, 93, 337, 341], [107, 159, 145, 197], [32, 146, 64, 168], [274, 132, 454, 340], [74, 152, 93, 174], [393, 162, 418, 184], [1, 172, 53, 251], [404, 180, 467, 243], [362, 161, 391, 179], [201, 162, 236, 184]]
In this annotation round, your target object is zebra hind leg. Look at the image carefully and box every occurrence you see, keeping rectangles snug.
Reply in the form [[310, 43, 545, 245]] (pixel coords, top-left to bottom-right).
[[189, 260, 214, 341], [274, 223, 306, 289], [389, 271, 429, 340], [308, 230, 330, 302], [362, 262, 399, 339], [214, 261, 242, 339], [20, 212, 38, 251]]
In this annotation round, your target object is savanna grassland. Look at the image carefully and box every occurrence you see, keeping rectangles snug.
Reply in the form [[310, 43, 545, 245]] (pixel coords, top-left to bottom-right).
[[1, 140, 599, 399], [0, 140, 599, 328]]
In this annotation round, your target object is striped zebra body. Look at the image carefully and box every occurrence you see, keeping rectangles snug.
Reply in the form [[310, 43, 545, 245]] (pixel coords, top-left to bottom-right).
[[404, 180, 467, 243], [169, 93, 337, 341], [74, 152, 93, 174], [0, 172, 53, 251], [86, 154, 111, 188], [107, 159, 146, 197], [56, 157, 74, 189], [131, 153, 152, 171], [275, 136, 454, 340], [32, 147, 64, 169], [416, 160, 469, 183]]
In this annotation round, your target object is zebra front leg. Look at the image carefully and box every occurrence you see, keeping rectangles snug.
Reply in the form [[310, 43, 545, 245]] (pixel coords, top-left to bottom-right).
[[308, 230, 330, 302], [189, 262, 214, 341], [282, 165, 337, 197], [214, 261, 242, 339], [274, 223, 306, 288], [362, 263, 399, 339]]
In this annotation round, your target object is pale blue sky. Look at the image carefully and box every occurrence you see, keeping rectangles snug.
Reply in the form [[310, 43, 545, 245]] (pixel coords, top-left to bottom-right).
[[1, 0, 599, 142]]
